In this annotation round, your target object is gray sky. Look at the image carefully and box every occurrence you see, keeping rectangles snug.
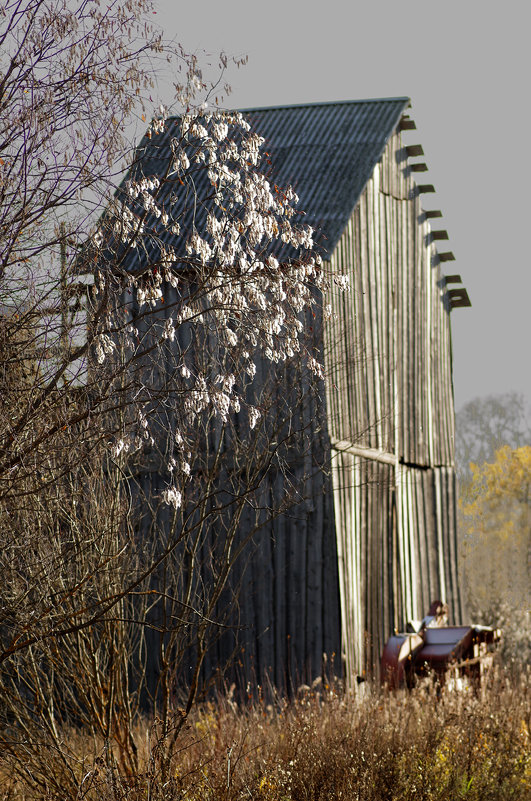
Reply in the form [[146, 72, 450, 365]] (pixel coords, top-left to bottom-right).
[[154, 0, 530, 412]]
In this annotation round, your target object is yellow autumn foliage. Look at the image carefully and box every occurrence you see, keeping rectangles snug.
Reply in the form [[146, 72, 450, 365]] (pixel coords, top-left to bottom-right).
[[459, 446, 531, 612]]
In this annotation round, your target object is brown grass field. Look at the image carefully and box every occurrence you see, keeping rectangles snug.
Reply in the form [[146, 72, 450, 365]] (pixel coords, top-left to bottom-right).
[[1, 667, 529, 800]]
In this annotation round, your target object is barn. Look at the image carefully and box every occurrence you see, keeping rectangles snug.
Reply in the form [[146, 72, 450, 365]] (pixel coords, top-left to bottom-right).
[[124, 97, 469, 689]]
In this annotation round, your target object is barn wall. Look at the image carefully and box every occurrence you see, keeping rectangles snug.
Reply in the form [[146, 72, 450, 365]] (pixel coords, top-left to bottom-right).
[[134, 455, 341, 700], [130, 306, 342, 699], [202, 321, 343, 691], [325, 128, 462, 681], [211, 459, 342, 692]]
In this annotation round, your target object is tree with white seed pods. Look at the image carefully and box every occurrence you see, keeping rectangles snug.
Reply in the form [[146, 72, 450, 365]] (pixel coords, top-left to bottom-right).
[[0, 2, 343, 792]]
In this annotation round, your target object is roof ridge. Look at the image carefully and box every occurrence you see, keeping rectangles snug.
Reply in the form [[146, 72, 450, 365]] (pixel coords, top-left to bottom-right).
[[236, 96, 411, 114]]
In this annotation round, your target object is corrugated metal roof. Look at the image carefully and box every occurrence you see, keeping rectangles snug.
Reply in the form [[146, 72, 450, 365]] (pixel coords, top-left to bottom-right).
[[242, 98, 410, 254], [118, 97, 410, 269]]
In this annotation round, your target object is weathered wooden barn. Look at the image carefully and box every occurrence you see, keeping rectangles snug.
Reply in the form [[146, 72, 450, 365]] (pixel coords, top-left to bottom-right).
[[128, 97, 470, 688]]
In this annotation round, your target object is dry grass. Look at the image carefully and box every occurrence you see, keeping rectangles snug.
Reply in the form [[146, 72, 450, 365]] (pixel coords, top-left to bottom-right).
[[1, 668, 530, 800]]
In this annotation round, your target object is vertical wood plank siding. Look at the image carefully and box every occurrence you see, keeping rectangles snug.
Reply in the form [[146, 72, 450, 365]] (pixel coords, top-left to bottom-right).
[[325, 129, 461, 682], [136, 452, 342, 697], [131, 288, 341, 696], [200, 460, 342, 692]]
